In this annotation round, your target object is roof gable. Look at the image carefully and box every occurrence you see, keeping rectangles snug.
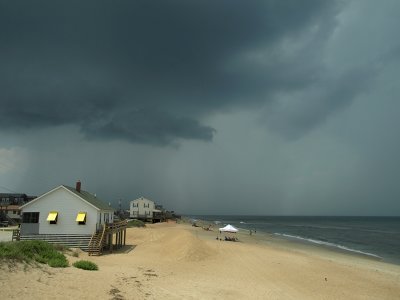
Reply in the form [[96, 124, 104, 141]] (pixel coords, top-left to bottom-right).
[[20, 185, 114, 211], [62, 185, 114, 211], [131, 196, 154, 203], [20, 186, 61, 209]]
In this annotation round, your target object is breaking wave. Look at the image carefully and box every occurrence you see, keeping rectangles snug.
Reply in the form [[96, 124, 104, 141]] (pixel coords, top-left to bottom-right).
[[274, 233, 382, 259]]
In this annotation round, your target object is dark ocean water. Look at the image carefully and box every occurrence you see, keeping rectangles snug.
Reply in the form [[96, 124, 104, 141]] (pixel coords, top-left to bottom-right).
[[188, 216, 400, 264]]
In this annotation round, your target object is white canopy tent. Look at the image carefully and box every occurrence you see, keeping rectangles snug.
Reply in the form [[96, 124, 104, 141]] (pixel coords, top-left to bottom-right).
[[219, 224, 238, 233]]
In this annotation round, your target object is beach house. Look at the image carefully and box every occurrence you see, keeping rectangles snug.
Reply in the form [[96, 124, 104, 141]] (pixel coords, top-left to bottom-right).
[[0, 205, 21, 225], [130, 197, 160, 222], [0, 193, 36, 226], [0, 193, 36, 206], [19, 181, 127, 254]]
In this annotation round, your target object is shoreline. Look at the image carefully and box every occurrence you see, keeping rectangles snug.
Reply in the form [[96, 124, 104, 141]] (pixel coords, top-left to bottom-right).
[[180, 220, 400, 271], [183, 217, 400, 266]]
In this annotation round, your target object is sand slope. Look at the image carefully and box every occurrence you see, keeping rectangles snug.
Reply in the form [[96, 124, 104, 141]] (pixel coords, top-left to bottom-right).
[[1, 222, 399, 299]]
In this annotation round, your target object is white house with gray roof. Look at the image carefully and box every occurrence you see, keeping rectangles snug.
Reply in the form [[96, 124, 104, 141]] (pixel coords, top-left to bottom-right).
[[20, 181, 114, 236], [130, 196, 159, 222]]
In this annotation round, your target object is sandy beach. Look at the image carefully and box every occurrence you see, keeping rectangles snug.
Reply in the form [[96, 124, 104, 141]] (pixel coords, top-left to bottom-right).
[[1, 222, 400, 299]]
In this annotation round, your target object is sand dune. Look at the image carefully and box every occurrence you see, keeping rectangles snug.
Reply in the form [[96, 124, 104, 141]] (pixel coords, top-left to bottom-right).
[[1, 222, 400, 299], [150, 229, 216, 262]]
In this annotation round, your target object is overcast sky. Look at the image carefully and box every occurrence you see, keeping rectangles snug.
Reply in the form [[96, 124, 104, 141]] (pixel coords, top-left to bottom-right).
[[1, 0, 400, 215]]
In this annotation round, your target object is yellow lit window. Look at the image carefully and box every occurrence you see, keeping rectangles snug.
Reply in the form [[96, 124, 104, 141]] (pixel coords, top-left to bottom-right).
[[47, 211, 58, 224], [76, 212, 86, 225]]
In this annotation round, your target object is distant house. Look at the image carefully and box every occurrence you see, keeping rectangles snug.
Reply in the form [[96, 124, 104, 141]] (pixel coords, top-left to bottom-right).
[[130, 197, 161, 222], [0, 193, 36, 206], [153, 204, 166, 223], [0, 205, 21, 222], [0, 193, 36, 226]]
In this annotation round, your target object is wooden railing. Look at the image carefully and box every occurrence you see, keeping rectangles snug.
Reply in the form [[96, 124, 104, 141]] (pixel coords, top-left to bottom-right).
[[88, 225, 107, 256], [105, 220, 128, 231], [88, 220, 127, 255]]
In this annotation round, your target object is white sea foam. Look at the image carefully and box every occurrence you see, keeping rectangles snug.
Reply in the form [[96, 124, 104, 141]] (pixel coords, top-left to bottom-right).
[[274, 233, 382, 259], [288, 224, 351, 230]]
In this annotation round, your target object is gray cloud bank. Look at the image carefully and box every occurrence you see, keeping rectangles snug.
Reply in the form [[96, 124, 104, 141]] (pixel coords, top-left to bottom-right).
[[2, 0, 400, 215], [0, 0, 359, 144]]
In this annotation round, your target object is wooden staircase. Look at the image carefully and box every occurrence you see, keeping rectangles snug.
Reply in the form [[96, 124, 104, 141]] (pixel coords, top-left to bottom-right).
[[0, 211, 18, 226], [88, 226, 106, 256]]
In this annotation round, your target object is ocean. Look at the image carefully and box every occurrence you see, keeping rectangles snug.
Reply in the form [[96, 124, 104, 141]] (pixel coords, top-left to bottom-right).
[[188, 216, 400, 265]]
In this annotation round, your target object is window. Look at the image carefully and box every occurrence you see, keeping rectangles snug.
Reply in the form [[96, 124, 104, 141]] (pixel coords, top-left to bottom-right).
[[76, 212, 86, 225], [22, 212, 39, 223], [47, 211, 58, 224]]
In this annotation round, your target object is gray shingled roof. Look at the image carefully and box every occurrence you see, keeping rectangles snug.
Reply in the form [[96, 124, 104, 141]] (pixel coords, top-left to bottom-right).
[[63, 185, 114, 211]]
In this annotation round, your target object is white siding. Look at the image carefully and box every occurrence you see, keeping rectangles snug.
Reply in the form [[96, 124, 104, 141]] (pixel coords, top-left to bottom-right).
[[130, 197, 155, 218], [21, 187, 109, 235]]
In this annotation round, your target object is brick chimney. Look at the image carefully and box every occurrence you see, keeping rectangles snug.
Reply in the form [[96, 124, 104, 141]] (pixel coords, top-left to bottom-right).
[[76, 180, 81, 193]]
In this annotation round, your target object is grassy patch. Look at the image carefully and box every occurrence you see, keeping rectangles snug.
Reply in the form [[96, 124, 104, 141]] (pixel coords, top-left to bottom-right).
[[0, 240, 68, 268], [127, 219, 146, 228], [73, 260, 98, 271]]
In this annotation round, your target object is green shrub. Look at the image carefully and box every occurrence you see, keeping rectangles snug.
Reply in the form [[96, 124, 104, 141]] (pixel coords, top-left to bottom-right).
[[48, 256, 69, 268], [0, 242, 25, 261], [0, 240, 68, 268], [127, 219, 146, 227], [73, 260, 98, 271]]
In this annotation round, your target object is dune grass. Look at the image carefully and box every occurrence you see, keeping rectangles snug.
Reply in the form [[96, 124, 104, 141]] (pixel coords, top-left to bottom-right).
[[127, 219, 146, 227], [73, 260, 98, 271], [0, 240, 69, 268]]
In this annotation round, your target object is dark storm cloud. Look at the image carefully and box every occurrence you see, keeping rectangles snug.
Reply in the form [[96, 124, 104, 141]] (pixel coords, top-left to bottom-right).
[[83, 108, 215, 145], [0, 0, 345, 144], [265, 65, 378, 139]]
